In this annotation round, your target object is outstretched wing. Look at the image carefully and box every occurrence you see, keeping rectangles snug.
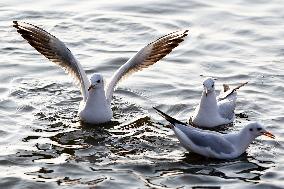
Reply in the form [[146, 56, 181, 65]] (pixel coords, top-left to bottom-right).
[[218, 82, 248, 101], [105, 30, 189, 103], [13, 21, 90, 101], [217, 82, 247, 120]]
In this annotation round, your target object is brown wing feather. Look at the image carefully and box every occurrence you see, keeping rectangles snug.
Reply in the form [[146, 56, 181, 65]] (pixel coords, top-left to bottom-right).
[[13, 21, 90, 101], [106, 30, 189, 101]]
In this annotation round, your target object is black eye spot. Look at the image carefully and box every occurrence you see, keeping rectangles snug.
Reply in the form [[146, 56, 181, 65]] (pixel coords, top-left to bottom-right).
[[249, 128, 253, 131], [97, 80, 100, 83], [257, 128, 262, 131], [212, 84, 214, 88]]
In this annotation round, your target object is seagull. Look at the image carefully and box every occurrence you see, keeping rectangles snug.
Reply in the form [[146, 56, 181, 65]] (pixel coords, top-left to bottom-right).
[[13, 21, 188, 124], [190, 77, 248, 128], [154, 107, 275, 159]]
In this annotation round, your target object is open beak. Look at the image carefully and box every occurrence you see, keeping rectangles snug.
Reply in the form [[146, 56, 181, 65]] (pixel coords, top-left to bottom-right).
[[88, 85, 95, 91], [261, 131, 275, 139]]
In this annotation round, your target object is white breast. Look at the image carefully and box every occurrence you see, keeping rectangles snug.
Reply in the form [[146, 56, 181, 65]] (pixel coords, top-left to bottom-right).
[[78, 87, 113, 124]]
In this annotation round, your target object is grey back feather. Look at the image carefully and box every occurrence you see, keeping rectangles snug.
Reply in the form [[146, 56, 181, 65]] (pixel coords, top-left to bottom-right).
[[176, 124, 234, 154]]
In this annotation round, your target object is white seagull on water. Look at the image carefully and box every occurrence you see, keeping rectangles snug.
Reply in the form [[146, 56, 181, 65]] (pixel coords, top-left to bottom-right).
[[191, 77, 248, 128], [13, 21, 188, 124], [154, 107, 275, 159]]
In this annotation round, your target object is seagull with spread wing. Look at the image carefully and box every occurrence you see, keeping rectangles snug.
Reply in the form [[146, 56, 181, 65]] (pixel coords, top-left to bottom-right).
[[13, 21, 188, 124], [190, 77, 248, 128]]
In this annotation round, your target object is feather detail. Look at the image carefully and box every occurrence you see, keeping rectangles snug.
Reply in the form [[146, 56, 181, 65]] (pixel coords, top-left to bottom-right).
[[13, 21, 90, 101], [106, 30, 189, 102]]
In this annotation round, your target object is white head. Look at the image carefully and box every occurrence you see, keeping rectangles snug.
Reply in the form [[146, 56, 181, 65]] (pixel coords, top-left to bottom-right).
[[203, 78, 215, 96], [242, 122, 275, 139], [88, 73, 104, 91]]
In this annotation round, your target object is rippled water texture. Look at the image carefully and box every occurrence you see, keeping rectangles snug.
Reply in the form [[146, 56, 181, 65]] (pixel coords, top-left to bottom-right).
[[0, 0, 284, 188]]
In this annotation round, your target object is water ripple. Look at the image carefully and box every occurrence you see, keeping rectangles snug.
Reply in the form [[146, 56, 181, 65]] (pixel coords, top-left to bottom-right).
[[0, 0, 283, 188]]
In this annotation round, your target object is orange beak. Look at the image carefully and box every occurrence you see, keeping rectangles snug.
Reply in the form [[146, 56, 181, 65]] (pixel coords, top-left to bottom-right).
[[261, 131, 275, 139]]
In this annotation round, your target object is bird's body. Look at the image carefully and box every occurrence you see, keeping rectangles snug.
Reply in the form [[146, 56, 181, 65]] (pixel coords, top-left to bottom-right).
[[191, 78, 247, 128], [78, 74, 112, 124], [13, 21, 188, 124], [192, 89, 233, 127], [155, 107, 274, 159]]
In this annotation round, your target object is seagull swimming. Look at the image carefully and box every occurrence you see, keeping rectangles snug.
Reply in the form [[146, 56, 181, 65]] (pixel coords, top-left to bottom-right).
[[154, 107, 275, 159], [190, 77, 248, 128], [13, 21, 188, 124]]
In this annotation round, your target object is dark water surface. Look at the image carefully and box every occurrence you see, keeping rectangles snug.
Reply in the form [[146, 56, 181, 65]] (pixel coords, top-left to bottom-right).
[[1, 0, 284, 188]]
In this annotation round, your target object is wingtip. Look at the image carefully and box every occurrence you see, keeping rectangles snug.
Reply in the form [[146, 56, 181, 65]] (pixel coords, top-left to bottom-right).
[[153, 106, 186, 126], [236, 81, 249, 90], [176, 29, 189, 38], [13, 20, 19, 28], [184, 29, 189, 35], [153, 106, 163, 116], [223, 84, 230, 92], [12, 20, 25, 30], [153, 106, 174, 125]]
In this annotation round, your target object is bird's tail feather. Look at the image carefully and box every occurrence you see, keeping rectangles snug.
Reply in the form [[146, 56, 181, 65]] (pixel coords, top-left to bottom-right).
[[153, 107, 186, 126]]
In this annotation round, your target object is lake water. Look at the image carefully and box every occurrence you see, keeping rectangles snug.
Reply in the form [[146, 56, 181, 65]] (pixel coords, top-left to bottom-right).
[[0, 0, 284, 188]]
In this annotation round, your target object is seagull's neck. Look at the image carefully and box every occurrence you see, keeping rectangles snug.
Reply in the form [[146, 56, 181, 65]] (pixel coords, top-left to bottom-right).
[[199, 90, 218, 111], [86, 87, 109, 106], [231, 129, 256, 153]]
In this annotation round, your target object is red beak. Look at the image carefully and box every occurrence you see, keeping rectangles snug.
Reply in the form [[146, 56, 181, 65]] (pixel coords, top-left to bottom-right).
[[261, 131, 275, 139]]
